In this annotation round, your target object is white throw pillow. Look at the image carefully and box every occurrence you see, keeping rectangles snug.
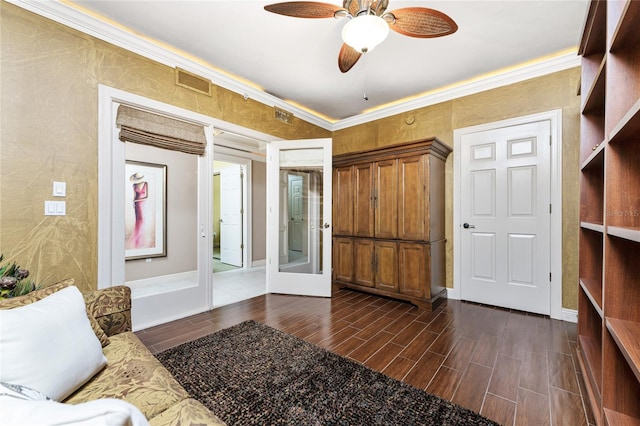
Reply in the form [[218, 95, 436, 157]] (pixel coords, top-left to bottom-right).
[[0, 396, 149, 426], [0, 286, 107, 401]]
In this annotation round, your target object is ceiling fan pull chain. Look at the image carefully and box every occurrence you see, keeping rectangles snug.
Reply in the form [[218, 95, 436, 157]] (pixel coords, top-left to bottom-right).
[[362, 52, 369, 101]]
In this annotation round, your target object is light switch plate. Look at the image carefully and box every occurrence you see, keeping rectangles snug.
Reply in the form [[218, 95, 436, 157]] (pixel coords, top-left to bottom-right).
[[44, 200, 66, 216], [53, 181, 66, 197]]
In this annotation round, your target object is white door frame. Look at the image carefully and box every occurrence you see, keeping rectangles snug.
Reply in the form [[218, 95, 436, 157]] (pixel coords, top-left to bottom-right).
[[98, 85, 277, 329], [452, 109, 563, 320], [213, 154, 251, 268]]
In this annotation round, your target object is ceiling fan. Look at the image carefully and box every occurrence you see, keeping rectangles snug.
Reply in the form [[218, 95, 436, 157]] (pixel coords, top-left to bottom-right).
[[264, 0, 458, 73]]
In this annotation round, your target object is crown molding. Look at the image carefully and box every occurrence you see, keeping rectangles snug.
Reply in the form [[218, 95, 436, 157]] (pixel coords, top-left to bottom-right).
[[7, 0, 334, 131], [332, 52, 581, 130], [9, 0, 580, 133]]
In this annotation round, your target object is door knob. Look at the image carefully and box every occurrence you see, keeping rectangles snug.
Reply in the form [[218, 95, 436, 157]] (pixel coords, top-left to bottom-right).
[[323, 223, 331, 229], [463, 223, 475, 229]]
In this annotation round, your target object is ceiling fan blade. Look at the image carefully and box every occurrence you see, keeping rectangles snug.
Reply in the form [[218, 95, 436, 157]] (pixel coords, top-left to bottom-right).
[[264, 2, 343, 18], [338, 43, 362, 73], [387, 7, 458, 38]]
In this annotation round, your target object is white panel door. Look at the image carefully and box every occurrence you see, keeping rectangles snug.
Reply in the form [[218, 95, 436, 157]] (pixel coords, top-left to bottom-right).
[[220, 164, 243, 267], [267, 138, 332, 297], [460, 120, 551, 314]]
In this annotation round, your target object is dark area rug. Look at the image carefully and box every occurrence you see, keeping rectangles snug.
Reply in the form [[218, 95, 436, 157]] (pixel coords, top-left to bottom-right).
[[155, 320, 498, 425]]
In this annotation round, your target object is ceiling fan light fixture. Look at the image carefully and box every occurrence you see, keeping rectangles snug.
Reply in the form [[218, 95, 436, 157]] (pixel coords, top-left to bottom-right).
[[341, 14, 389, 53]]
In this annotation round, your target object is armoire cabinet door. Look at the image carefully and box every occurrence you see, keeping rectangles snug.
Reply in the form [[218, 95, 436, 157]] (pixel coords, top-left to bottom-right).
[[332, 166, 354, 236], [374, 160, 398, 239], [354, 163, 375, 237], [398, 242, 429, 298], [332, 237, 353, 282], [398, 155, 428, 241], [353, 239, 375, 287], [375, 240, 398, 292]]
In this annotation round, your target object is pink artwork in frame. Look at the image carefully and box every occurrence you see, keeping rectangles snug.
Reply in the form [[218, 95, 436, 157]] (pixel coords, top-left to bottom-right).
[[125, 160, 167, 260]]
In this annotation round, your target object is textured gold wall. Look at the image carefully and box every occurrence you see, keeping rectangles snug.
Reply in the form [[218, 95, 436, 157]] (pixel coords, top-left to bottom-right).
[[334, 68, 581, 310], [0, 2, 329, 293]]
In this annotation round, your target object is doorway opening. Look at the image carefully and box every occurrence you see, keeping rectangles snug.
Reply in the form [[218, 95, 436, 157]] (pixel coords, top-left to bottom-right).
[[99, 85, 284, 329], [211, 130, 267, 308]]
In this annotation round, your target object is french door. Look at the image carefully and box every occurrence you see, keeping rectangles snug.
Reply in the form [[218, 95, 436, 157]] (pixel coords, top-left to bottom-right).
[[266, 138, 332, 297]]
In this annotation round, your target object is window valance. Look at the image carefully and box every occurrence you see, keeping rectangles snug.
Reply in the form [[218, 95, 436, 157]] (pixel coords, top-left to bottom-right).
[[116, 105, 206, 156]]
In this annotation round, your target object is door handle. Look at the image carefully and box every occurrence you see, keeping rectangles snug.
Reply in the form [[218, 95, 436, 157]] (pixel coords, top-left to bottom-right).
[[323, 223, 330, 229], [463, 223, 475, 229]]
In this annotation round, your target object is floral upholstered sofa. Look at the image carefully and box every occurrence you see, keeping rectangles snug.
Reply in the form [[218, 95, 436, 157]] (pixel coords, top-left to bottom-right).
[[0, 280, 225, 426]]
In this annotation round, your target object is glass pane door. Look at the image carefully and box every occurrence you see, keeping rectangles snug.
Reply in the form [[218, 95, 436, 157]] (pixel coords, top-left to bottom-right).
[[267, 139, 332, 297]]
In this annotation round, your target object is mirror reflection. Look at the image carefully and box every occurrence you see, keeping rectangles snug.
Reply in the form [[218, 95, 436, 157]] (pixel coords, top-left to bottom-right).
[[278, 148, 324, 274]]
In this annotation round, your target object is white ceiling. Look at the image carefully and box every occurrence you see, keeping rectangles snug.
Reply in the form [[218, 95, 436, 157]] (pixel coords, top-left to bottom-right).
[[63, 0, 587, 126]]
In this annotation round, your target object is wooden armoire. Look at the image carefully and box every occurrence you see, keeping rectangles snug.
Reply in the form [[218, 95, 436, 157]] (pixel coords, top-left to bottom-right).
[[332, 138, 452, 310]]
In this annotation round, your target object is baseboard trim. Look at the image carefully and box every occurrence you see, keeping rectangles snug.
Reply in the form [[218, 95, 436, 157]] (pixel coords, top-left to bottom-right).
[[446, 287, 460, 300], [128, 270, 198, 298], [251, 259, 266, 267], [448, 288, 578, 324], [562, 308, 578, 323]]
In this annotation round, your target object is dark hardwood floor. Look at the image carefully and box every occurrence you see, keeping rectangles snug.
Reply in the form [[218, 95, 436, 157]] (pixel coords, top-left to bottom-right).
[[135, 289, 594, 426]]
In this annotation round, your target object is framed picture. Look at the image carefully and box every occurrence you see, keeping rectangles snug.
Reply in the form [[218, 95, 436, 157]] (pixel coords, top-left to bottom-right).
[[125, 161, 167, 260]]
